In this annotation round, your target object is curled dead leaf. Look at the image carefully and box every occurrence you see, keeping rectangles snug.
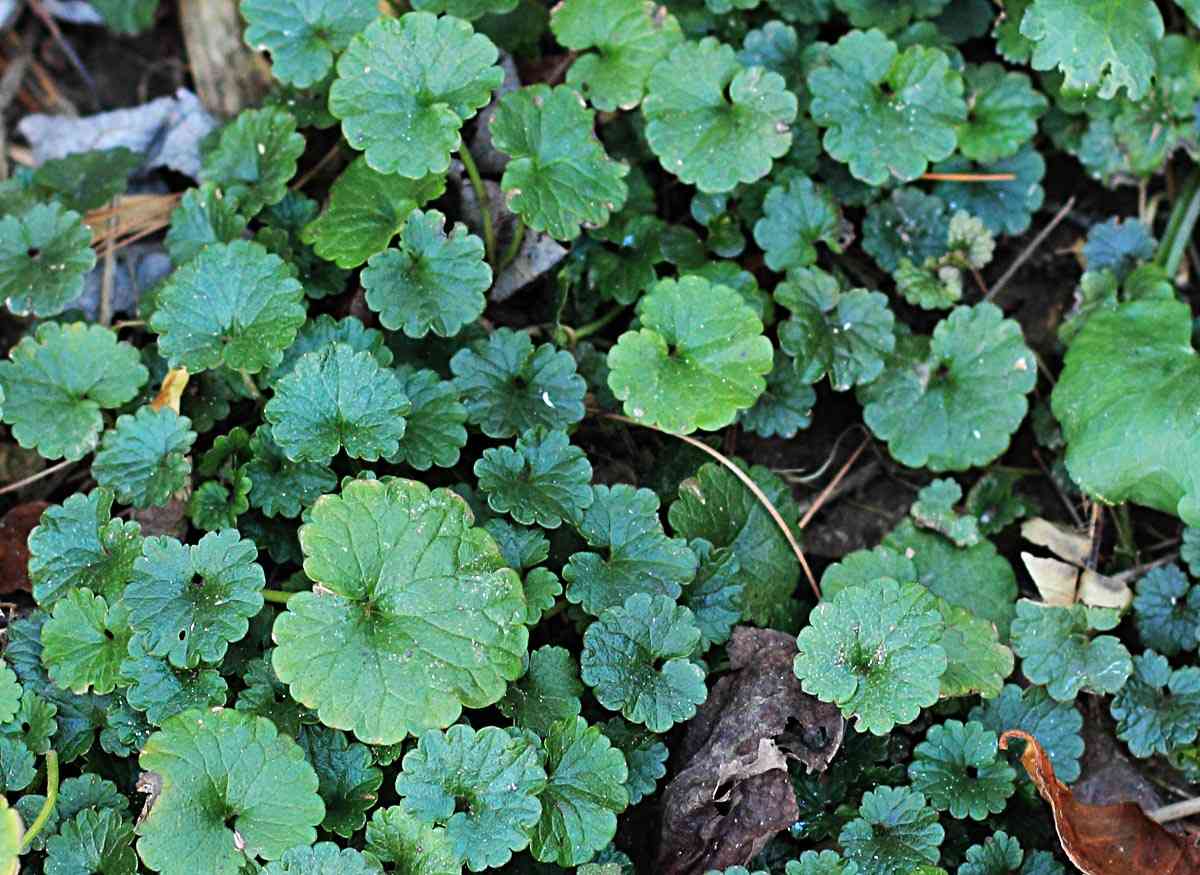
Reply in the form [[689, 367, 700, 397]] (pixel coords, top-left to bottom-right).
[[150, 368, 190, 414], [1000, 729, 1200, 873], [0, 501, 48, 595], [1022, 517, 1091, 566]]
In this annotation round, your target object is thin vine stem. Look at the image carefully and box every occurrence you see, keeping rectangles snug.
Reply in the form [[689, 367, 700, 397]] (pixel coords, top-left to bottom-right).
[[1156, 165, 1200, 278], [497, 218, 525, 273], [20, 750, 58, 852], [596, 411, 821, 600], [458, 143, 496, 267], [261, 589, 296, 605], [0, 459, 75, 496]]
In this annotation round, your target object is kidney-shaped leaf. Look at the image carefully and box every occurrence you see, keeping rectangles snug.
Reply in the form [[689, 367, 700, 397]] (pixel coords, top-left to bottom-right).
[[272, 478, 528, 744]]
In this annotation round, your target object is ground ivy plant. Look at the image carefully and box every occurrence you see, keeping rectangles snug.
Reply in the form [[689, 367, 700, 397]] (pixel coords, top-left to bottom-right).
[[2, 0, 1200, 872]]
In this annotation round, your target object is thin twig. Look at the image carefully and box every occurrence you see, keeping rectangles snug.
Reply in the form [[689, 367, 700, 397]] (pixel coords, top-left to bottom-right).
[[99, 204, 117, 326], [986, 197, 1075, 302], [920, 172, 1016, 182], [597, 411, 820, 600], [24, 0, 100, 108], [1085, 502, 1104, 571], [1150, 796, 1200, 823], [1032, 448, 1085, 529], [0, 459, 75, 496], [290, 142, 344, 192], [0, 38, 32, 181], [1110, 551, 1179, 585], [799, 437, 871, 530]]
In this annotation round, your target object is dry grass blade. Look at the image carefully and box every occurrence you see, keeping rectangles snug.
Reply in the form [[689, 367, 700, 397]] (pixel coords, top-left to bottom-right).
[[85, 193, 181, 256], [598, 411, 821, 599], [920, 172, 1016, 182]]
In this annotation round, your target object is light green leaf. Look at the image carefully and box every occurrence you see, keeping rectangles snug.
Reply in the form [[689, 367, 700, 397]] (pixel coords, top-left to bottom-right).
[[388, 366, 468, 471], [499, 645, 584, 735], [0, 202, 96, 318], [476, 428, 593, 529], [242, 0, 376, 87], [150, 240, 306, 374], [92, 407, 197, 509], [0, 323, 148, 462], [643, 37, 797, 193], [910, 479, 980, 547], [908, 720, 1014, 820], [839, 786, 943, 875], [46, 808, 137, 875], [301, 157, 446, 268], [121, 640, 229, 725], [41, 589, 132, 695], [492, 84, 628, 242], [580, 592, 707, 732], [607, 275, 773, 433], [136, 709, 324, 874], [261, 842, 379, 875], [329, 13, 503, 178], [272, 478, 527, 743], [125, 530, 265, 668], [200, 108, 305, 216], [956, 63, 1046, 163], [365, 806, 459, 875], [551, 0, 683, 111], [361, 209, 490, 337], [1010, 600, 1132, 702], [264, 343, 411, 463], [752, 175, 841, 272], [395, 724, 546, 870], [165, 183, 249, 266]]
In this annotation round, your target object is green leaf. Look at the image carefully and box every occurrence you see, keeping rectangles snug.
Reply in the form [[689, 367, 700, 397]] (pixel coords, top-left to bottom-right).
[[200, 108, 305, 216], [884, 520, 1017, 639], [5, 690, 60, 753], [738, 352, 815, 438], [266, 313, 394, 387], [523, 568, 562, 626], [395, 724, 546, 870], [753, 175, 842, 272], [121, 640, 228, 725], [808, 30, 965, 185], [485, 519, 549, 571], [643, 37, 797, 193], [261, 843, 379, 875], [957, 831, 1064, 875], [92, 407, 196, 509], [580, 592, 707, 732], [499, 646, 584, 735], [389, 366, 468, 471], [910, 479, 980, 547], [45, 808, 137, 875], [1132, 564, 1200, 656], [136, 709, 324, 874], [599, 718, 666, 805], [411, 0, 517, 18], [0, 666, 19, 726], [0, 323, 148, 461], [530, 717, 628, 866], [935, 601, 1014, 700], [956, 64, 1046, 163], [361, 209, 490, 337], [785, 850, 858, 875], [41, 589, 133, 695], [794, 577, 946, 735], [0, 737, 34, 793], [0, 202, 96, 318], [330, 12, 502, 178], [858, 304, 1036, 471], [933, 147, 1046, 236], [964, 471, 1032, 536], [90, 0, 157, 33], [907, 720, 1014, 820], [150, 240, 306, 374], [28, 488, 144, 606], [264, 343, 411, 463], [969, 683, 1084, 783], [550, 0, 683, 111], [1109, 651, 1200, 758], [31, 147, 142, 213], [681, 539, 742, 652], [166, 183, 250, 266], [365, 806, 459, 875], [776, 267, 895, 390], [563, 484, 696, 616], [1010, 601, 1132, 702], [273, 478, 527, 743], [235, 655, 315, 738], [1083, 218, 1156, 280], [188, 476, 252, 532], [245, 426, 336, 518], [839, 786, 943, 875], [669, 462, 801, 627], [242, 0, 376, 87], [492, 84, 629, 240], [862, 188, 950, 273], [607, 275, 773, 433], [1052, 299, 1200, 527], [1020, 0, 1163, 99], [57, 774, 128, 820], [298, 725, 383, 837], [301, 157, 446, 268], [450, 328, 587, 438], [125, 530, 264, 668], [476, 429, 593, 529]]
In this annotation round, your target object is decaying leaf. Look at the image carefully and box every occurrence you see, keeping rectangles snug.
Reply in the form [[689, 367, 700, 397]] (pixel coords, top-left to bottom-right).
[[0, 502, 48, 594], [1020, 518, 1131, 609], [150, 368, 190, 414], [1000, 729, 1200, 874], [657, 627, 844, 875], [1022, 518, 1090, 566]]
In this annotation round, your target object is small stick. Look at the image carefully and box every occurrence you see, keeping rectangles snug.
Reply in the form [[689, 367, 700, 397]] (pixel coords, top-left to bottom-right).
[[799, 436, 871, 530], [1150, 796, 1200, 824], [987, 197, 1076, 302], [0, 459, 75, 496], [25, 0, 100, 108], [1032, 448, 1085, 529], [598, 411, 821, 600], [920, 172, 1016, 182]]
